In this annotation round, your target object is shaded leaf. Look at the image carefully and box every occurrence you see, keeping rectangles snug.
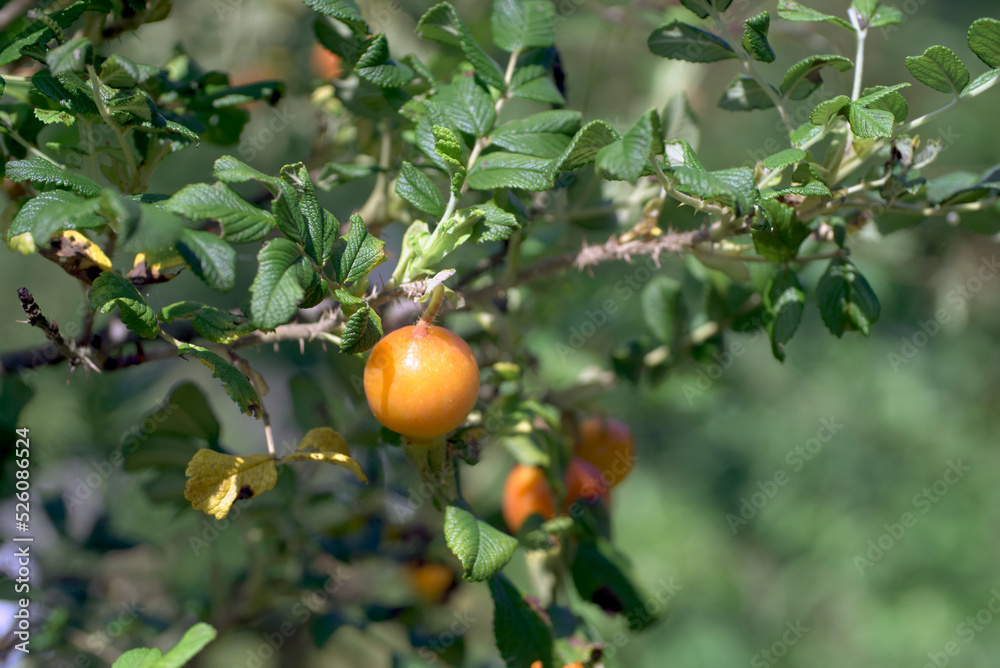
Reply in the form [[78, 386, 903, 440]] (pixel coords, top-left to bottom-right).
[[492, 0, 556, 52], [177, 344, 262, 418], [648, 21, 737, 63], [968, 17, 1000, 69], [333, 213, 386, 284], [5, 157, 102, 196], [780, 54, 853, 100], [742, 12, 775, 63], [165, 182, 276, 244], [816, 258, 880, 336], [489, 575, 554, 668], [764, 267, 804, 361], [176, 229, 236, 293], [88, 272, 159, 339], [396, 162, 446, 217]]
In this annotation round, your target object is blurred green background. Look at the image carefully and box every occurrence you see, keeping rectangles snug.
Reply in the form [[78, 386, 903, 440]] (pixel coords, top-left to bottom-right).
[[2, 1, 1000, 666]]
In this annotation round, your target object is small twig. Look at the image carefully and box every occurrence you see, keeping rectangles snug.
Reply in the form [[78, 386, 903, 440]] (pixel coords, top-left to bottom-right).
[[17, 287, 100, 373]]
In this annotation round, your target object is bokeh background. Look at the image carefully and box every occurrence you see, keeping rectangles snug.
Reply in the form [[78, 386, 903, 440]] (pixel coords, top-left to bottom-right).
[[2, 1, 1000, 666]]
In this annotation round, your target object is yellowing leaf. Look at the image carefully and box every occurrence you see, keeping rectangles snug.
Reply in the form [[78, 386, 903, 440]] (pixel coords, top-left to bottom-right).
[[127, 250, 186, 284], [184, 450, 277, 518], [281, 427, 368, 483], [39, 230, 112, 283], [7, 232, 37, 255]]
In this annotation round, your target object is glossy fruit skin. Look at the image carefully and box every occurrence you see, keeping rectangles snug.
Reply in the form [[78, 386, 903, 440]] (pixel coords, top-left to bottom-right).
[[364, 324, 480, 441], [575, 416, 635, 488], [563, 457, 610, 512], [531, 662, 584, 668], [502, 464, 556, 534]]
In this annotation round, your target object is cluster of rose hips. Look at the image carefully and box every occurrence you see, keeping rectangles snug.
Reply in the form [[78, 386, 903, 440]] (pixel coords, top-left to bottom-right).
[[362, 318, 635, 537]]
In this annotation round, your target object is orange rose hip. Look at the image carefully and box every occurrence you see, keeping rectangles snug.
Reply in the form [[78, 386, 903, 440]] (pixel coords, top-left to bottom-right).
[[363, 324, 480, 441], [502, 464, 556, 534]]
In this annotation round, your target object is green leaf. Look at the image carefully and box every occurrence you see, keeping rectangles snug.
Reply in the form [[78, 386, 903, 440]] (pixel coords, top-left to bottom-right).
[[906, 46, 970, 96], [333, 213, 386, 284], [0, 2, 90, 67], [776, 1, 852, 29], [433, 76, 496, 137], [962, 68, 1000, 97], [742, 12, 775, 63], [283, 163, 337, 267], [192, 308, 255, 345], [780, 54, 853, 100], [595, 110, 659, 182], [678, 0, 709, 18], [395, 162, 446, 218], [790, 121, 822, 146], [159, 301, 203, 322], [100, 54, 159, 88], [571, 539, 660, 629], [46, 37, 92, 75], [648, 20, 737, 63], [88, 272, 159, 339], [762, 148, 807, 171], [509, 74, 565, 105], [865, 5, 904, 28], [816, 258, 880, 337], [301, 0, 369, 37], [663, 139, 704, 170], [488, 575, 555, 668], [761, 181, 831, 199], [417, 3, 506, 89], [764, 267, 804, 361], [967, 17, 1000, 69], [31, 71, 99, 116], [717, 76, 776, 111], [8, 190, 105, 243], [809, 95, 850, 125], [702, 166, 758, 214], [249, 238, 313, 330], [444, 505, 518, 581], [34, 108, 76, 126], [489, 110, 580, 158], [463, 201, 520, 243], [847, 104, 895, 138], [151, 622, 218, 668], [339, 304, 383, 354], [5, 157, 101, 197], [433, 125, 467, 194], [752, 200, 810, 261], [641, 276, 687, 344], [467, 152, 553, 191], [355, 33, 415, 88], [176, 229, 237, 293], [177, 344, 261, 418], [859, 85, 908, 123], [213, 155, 279, 186], [111, 648, 161, 668], [165, 183, 276, 244], [551, 120, 619, 174], [491, 0, 556, 52], [104, 88, 156, 122], [854, 82, 910, 106]]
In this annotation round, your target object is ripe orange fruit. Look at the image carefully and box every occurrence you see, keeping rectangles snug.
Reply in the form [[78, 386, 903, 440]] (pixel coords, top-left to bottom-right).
[[407, 562, 455, 604], [563, 457, 610, 512], [310, 43, 343, 80], [502, 464, 556, 534], [531, 662, 584, 668], [363, 324, 480, 441], [575, 416, 635, 488]]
